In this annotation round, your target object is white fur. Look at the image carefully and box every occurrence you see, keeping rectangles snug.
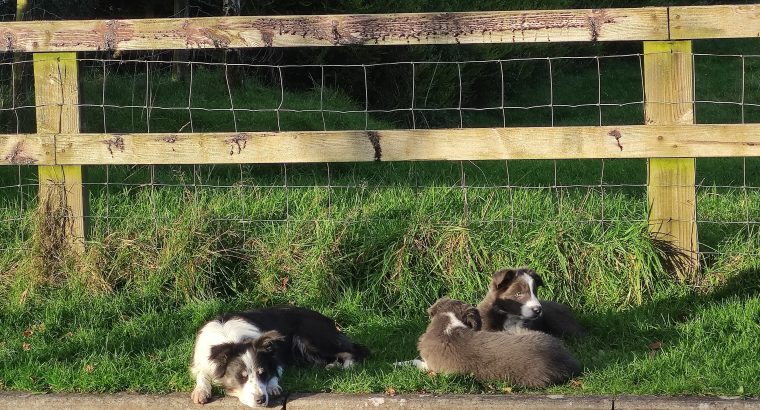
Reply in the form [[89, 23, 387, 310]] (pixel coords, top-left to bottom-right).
[[228, 372, 271, 408], [411, 359, 429, 370], [191, 318, 262, 377], [191, 372, 212, 404], [519, 274, 542, 320], [502, 315, 524, 330], [443, 312, 466, 335], [393, 359, 429, 370], [190, 318, 263, 407]]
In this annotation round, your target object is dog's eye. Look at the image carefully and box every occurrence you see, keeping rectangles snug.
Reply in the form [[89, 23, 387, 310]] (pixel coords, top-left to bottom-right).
[[240, 371, 248, 378], [515, 292, 523, 297], [256, 368, 265, 375]]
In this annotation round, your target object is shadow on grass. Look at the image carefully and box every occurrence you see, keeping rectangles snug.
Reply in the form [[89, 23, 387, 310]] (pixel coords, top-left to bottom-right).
[[282, 267, 760, 395], [564, 267, 760, 394]]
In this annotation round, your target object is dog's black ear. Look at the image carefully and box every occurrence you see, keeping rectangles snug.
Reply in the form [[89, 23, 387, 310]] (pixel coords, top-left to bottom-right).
[[427, 297, 451, 318], [463, 308, 482, 331], [253, 330, 285, 353], [526, 269, 544, 288], [209, 342, 238, 369], [490, 269, 517, 291]]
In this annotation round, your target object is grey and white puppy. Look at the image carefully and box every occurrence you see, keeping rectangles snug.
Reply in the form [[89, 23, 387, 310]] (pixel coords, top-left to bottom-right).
[[415, 298, 581, 388]]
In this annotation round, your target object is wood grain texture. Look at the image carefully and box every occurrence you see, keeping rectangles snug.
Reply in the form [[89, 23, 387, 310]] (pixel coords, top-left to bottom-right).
[[644, 41, 698, 275], [50, 124, 760, 165], [0, 135, 55, 165], [670, 5, 760, 40], [0, 8, 667, 52], [33, 52, 87, 251]]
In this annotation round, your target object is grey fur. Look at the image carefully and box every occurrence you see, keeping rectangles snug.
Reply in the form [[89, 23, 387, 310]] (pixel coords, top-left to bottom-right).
[[418, 298, 581, 388], [477, 267, 585, 338]]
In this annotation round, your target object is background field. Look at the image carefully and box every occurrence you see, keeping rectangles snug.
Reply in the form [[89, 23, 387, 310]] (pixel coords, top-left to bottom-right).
[[1, 22, 759, 398]]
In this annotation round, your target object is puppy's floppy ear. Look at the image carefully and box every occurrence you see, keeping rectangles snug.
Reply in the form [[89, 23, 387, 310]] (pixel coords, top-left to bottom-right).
[[490, 269, 517, 291], [253, 330, 285, 353], [209, 342, 240, 375], [427, 297, 451, 318], [462, 308, 482, 331], [526, 269, 544, 288]]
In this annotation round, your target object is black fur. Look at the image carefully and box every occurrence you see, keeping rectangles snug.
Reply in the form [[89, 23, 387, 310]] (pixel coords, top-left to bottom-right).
[[218, 306, 370, 365]]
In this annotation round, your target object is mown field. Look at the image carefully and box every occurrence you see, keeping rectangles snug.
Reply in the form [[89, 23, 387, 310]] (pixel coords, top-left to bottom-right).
[[1, 38, 759, 397]]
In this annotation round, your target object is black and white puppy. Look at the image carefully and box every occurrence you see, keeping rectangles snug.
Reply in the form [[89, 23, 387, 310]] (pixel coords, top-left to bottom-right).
[[191, 306, 370, 407], [477, 268, 585, 338]]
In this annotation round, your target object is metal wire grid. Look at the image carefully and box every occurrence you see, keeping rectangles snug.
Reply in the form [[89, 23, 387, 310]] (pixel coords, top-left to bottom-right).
[[0, 51, 758, 259]]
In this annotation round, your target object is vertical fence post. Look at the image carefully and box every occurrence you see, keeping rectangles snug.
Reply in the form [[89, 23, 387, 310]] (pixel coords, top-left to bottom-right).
[[33, 52, 87, 252], [643, 41, 698, 277]]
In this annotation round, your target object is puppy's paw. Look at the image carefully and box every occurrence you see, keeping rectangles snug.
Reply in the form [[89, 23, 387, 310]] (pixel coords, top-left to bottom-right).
[[191, 387, 211, 404], [394, 359, 428, 370], [267, 384, 283, 396]]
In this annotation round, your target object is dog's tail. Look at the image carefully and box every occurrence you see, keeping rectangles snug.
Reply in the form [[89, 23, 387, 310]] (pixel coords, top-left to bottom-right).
[[351, 342, 371, 361]]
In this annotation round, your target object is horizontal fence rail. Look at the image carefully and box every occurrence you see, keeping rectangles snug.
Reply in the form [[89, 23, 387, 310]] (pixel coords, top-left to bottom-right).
[[0, 8, 669, 52], [3, 124, 760, 165], [0, 4, 757, 53], [670, 5, 760, 40]]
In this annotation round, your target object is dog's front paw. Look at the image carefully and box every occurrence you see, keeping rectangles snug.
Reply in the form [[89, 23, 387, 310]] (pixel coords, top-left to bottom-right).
[[191, 387, 211, 404], [267, 383, 283, 396]]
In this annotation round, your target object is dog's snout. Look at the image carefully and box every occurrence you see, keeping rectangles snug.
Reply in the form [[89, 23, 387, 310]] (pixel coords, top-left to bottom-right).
[[532, 305, 543, 315]]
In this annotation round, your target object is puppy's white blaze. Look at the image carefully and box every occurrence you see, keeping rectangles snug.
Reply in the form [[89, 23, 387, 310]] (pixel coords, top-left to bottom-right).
[[519, 274, 542, 319], [240, 350, 255, 374], [243, 350, 271, 406], [443, 312, 467, 335], [236, 374, 269, 408]]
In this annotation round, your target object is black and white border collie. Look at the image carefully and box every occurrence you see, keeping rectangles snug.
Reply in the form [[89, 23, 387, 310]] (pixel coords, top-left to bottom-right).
[[191, 306, 370, 407], [477, 268, 585, 338]]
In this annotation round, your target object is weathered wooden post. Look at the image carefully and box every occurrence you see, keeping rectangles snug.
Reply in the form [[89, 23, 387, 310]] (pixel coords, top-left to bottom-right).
[[12, 0, 29, 108], [33, 53, 87, 252], [172, 0, 190, 81], [643, 41, 698, 278]]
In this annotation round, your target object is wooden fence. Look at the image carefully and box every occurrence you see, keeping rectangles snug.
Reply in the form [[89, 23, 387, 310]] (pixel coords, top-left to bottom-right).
[[1, 4, 759, 275]]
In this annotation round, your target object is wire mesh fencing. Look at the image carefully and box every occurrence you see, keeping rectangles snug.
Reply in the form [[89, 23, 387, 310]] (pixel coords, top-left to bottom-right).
[[1, 48, 759, 301]]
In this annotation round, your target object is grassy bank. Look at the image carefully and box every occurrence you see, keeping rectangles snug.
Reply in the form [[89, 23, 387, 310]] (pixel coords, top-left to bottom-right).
[[1, 41, 760, 397]]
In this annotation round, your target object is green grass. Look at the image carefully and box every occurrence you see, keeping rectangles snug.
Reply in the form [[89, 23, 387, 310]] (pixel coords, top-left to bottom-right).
[[1, 40, 760, 397]]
